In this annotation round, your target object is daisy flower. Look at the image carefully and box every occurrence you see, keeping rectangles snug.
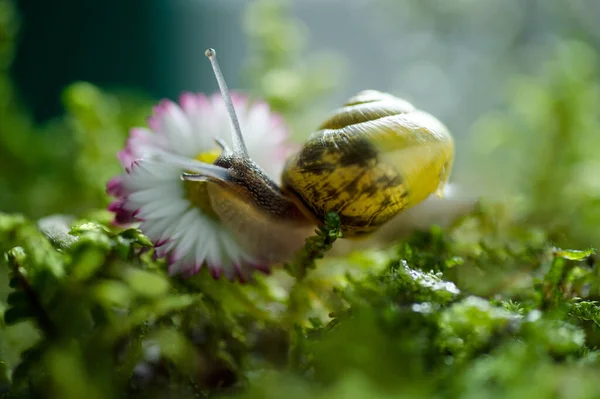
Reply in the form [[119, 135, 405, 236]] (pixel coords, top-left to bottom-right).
[[107, 60, 293, 281]]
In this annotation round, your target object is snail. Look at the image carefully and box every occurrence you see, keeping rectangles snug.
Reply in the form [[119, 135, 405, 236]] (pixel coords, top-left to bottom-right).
[[182, 49, 454, 264]]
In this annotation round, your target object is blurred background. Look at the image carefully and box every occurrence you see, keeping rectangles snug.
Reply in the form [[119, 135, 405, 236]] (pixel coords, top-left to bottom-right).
[[2, 0, 600, 246]]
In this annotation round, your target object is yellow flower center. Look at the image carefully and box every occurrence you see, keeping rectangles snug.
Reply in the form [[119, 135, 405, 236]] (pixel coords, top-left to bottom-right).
[[195, 149, 221, 164], [184, 149, 222, 220]]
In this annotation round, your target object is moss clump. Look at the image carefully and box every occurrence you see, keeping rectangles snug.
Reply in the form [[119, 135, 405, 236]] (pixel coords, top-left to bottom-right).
[[2, 203, 600, 399]]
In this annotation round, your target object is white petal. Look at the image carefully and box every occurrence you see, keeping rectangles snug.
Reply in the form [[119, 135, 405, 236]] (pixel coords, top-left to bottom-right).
[[136, 198, 189, 220], [158, 103, 195, 155]]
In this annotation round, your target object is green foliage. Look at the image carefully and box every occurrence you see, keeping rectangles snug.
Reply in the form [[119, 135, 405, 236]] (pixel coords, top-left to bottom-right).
[[0, 1, 152, 219], [1, 212, 263, 397], [2, 210, 600, 398], [242, 0, 345, 137], [470, 40, 600, 247]]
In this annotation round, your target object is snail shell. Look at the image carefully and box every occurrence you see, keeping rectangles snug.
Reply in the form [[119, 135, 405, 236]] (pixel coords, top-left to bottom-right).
[[282, 90, 454, 237]]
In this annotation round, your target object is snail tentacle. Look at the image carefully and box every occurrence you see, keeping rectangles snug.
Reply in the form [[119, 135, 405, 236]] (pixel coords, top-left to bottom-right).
[[144, 149, 230, 182], [204, 48, 249, 158]]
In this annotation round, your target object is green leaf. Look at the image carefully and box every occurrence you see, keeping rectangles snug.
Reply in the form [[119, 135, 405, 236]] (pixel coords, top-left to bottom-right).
[[3, 306, 38, 325], [69, 245, 110, 282], [6, 291, 28, 307], [92, 280, 133, 309], [119, 228, 153, 247], [69, 222, 110, 236], [569, 300, 600, 327], [122, 268, 170, 298], [149, 328, 203, 375], [553, 247, 595, 261], [103, 294, 202, 342], [11, 344, 46, 387]]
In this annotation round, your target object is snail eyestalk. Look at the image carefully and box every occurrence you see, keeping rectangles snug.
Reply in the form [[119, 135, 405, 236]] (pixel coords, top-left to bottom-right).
[[178, 160, 230, 182], [181, 172, 210, 182], [214, 137, 232, 154], [205, 48, 249, 157]]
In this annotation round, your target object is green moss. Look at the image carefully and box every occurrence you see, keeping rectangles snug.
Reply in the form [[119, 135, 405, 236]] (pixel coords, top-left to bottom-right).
[[2, 206, 600, 398]]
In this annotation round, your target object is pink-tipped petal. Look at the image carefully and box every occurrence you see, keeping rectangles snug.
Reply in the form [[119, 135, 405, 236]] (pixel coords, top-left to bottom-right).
[[106, 176, 125, 197], [108, 200, 138, 225], [117, 148, 134, 168], [229, 92, 249, 108], [233, 264, 249, 284], [252, 263, 272, 275], [147, 115, 160, 131], [209, 266, 222, 280], [154, 239, 168, 248], [179, 92, 199, 113]]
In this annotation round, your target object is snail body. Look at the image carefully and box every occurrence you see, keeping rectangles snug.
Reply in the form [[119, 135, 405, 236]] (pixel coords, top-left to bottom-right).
[[183, 49, 454, 264]]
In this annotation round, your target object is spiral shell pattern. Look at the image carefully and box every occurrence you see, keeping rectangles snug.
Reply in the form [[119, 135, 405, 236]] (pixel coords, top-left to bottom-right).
[[281, 90, 454, 237]]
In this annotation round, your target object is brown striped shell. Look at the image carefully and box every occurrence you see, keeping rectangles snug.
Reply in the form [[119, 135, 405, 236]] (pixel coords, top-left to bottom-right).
[[281, 90, 454, 237]]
